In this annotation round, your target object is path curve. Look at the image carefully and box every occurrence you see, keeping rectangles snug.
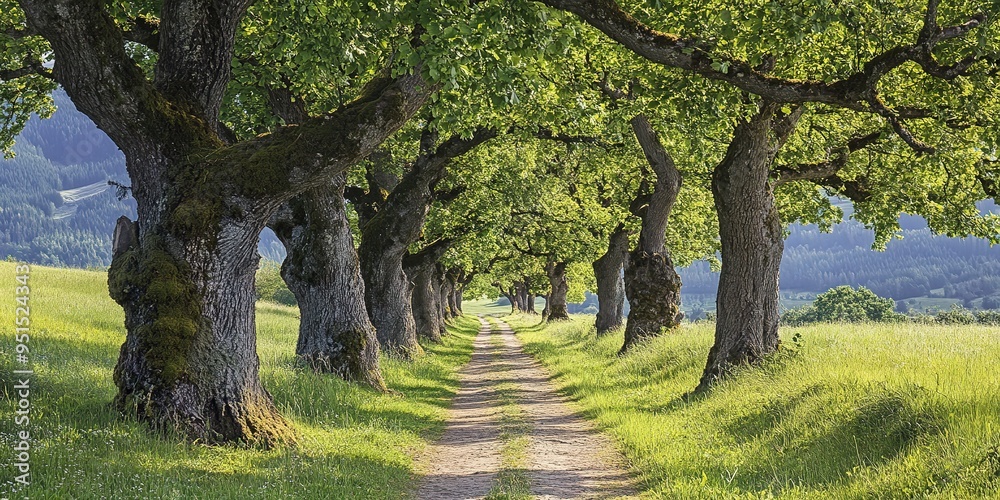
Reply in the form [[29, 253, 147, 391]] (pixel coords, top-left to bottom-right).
[[414, 317, 636, 499]]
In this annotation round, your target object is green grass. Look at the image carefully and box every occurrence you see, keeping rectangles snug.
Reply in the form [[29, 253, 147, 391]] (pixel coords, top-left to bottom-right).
[[0, 262, 479, 499], [461, 298, 547, 317], [506, 314, 1000, 499], [462, 299, 512, 317]]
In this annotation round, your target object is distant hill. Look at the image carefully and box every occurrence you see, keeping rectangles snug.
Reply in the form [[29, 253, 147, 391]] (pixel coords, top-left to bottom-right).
[[0, 90, 134, 267], [679, 204, 1000, 315]]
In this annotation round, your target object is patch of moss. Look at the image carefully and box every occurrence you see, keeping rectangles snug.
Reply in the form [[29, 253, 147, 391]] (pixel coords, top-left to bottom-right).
[[108, 235, 202, 385]]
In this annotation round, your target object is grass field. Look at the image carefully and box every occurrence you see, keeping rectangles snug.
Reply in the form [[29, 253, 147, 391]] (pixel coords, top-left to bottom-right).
[[508, 314, 1000, 498], [0, 262, 478, 499]]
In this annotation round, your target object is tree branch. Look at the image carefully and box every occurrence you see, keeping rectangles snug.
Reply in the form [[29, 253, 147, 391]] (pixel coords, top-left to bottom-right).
[[0, 59, 52, 81], [536, 0, 988, 153], [403, 238, 455, 273], [18, 0, 202, 160], [774, 130, 883, 186], [206, 68, 433, 203], [122, 15, 160, 51]]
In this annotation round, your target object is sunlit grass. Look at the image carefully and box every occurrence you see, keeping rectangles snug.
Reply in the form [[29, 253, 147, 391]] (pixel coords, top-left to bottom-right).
[[0, 262, 478, 499], [507, 314, 1000, 498]]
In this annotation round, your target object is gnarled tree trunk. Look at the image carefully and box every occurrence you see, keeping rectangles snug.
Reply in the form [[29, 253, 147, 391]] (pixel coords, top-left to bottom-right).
[[697, 103, 801, 391], [621, 115, 684, 353], [21, 0, 431, 446], [593, 226, 629, 335], [269, 179, 384, 390], [110, 209, 296, 446], [545, 261, 571, 320]]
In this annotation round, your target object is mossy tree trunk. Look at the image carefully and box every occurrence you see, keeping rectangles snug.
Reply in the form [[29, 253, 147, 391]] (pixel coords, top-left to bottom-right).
[[621, 115, 684, 353], [593, 226, 629, 335], [697, 103, 801, 391], [545, 261, 571, 321], [269, 177, 385, 390], [23, 0, 430, 445], [110, 209, 296, 446]]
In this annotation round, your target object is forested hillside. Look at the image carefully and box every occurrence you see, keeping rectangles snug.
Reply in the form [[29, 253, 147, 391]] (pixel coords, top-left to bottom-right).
[[680, 209, 1000, 310], [0, 90, 134, 267]]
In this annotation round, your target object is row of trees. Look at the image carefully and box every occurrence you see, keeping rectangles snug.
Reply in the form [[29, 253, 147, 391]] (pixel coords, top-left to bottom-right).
[[3, 0, 997, 445]]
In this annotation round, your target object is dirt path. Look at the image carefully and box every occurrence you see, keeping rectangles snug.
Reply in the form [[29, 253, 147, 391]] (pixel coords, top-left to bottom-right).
[[414, 317, 636, 499]]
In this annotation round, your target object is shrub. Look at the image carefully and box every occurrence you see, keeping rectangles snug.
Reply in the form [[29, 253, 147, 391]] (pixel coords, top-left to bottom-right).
[[936, 305, 976, 325], [976, 310, 1000, 326], [255, 260, 297, 306], [780, 305, 818, 326], [812, 286, 902, 323]]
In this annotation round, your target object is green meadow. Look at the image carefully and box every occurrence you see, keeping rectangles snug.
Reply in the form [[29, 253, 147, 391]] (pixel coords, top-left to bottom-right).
[[0, 262, 478, 499], [3, 263, 999, 498], [507, 315, 1000, 498]]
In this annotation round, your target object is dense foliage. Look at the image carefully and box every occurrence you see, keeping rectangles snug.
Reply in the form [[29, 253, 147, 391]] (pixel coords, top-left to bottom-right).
[[781, 286, 904, 325]]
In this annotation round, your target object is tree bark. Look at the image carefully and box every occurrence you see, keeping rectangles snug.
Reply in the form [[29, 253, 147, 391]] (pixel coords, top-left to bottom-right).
[[109, 209, 296, 446], [697, 103, 801, 391], [545, 261, 571, 321], [593, 226, 629, 335], [621, 115, 684, 353], [269, 178, 384, 390]]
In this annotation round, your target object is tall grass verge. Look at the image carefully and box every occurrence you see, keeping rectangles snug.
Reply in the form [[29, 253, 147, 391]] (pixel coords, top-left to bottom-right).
[[0, 262, 478, 498], [507, 314, 1000, 498]]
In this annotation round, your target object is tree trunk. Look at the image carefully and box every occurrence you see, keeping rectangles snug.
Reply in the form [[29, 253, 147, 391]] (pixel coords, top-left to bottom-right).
[[512, 280, 527, 312], [593, 226, 629, 335], [445, 269, 461, 318], [545, 261, 571, 320], [621, 114, 684, 353], [622, 251, 683, 351], [438, 265, 453, 323], [403, 239, 453, 342], [454, 287, 464, 315], [409, 266, 443, 342], [360, 242, 423, 357], [697, 103, 799, 391], [269, 179, 384, 390], [110, 208, 295, 447], [523, 277, 538, 314]]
